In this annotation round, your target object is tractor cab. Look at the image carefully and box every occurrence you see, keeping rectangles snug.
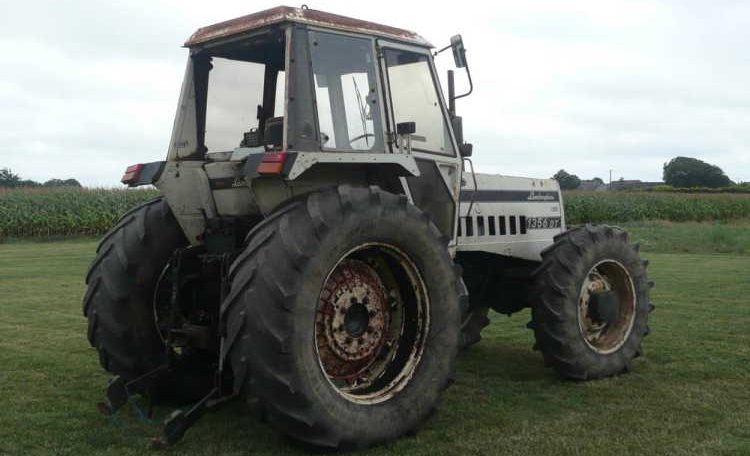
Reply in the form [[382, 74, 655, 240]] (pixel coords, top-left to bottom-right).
[[151, 6, 473, 243], [167, 6, 467, 161]]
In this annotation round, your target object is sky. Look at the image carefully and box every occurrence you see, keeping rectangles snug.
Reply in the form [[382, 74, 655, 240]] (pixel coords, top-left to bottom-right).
[[2, 0, 749, 186]]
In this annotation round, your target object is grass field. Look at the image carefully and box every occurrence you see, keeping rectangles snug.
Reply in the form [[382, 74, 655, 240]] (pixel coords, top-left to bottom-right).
[[620, 219, 750, 255], [1, 233, 749, 455]]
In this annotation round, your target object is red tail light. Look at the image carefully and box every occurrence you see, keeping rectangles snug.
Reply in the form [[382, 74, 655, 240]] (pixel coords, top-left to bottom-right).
[[121, 164, 144, 185], [256, 152, 288, 175]]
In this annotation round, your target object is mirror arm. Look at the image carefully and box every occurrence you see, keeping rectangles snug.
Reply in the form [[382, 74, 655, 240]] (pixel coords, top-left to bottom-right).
[[455, 63, 473, 100], [448, 70, 456, 117], [433, 43, 452, 56]]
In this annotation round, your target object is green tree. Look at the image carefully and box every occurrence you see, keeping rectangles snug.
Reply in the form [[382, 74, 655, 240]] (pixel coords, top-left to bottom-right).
[[0, 168, 21, 187], [18, 179, 41, 187], [552, 169, 582, 190], [43, 178, 82, 187], [663, 157, 732, 188]]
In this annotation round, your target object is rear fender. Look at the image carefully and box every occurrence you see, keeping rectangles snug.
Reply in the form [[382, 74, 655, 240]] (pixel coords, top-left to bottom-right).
[[242, 151, 420, 180]]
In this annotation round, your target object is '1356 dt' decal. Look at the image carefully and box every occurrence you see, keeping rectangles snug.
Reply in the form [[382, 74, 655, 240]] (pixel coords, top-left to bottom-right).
[[526, 217, 562, 230]]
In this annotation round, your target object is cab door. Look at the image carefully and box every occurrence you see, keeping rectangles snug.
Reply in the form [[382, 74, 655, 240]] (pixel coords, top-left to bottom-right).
[[377, 40, 463, 243]]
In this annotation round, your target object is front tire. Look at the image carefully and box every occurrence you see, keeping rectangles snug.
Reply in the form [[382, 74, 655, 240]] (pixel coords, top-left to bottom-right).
[[460, 306, 490, 349], [221, 186, 462, 448], [529, 224, 654, 380]]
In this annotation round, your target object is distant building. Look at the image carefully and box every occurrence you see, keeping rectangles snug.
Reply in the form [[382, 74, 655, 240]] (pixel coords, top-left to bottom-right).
[[608, 180, 664, 191], [578, 180, 608, 191], [577, 179, 663, 191]]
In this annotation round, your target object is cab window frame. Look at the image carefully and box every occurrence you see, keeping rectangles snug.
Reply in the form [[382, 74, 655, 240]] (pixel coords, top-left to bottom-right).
[[378, 41, 458, 158], [306, 27, 388, 153], [190, 27, 288, 156]]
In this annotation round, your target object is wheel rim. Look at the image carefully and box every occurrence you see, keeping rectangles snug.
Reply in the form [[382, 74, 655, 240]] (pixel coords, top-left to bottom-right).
[[315, 243, 429, 405], [577, 259, 636, 354]]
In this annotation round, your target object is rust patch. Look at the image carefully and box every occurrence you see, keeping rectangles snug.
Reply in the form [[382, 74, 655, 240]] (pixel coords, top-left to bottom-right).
[[185, 5, 431, 47], [315, 259, 390, 380]]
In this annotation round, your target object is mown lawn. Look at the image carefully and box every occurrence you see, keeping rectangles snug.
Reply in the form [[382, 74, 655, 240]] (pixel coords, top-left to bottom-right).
[[621, 219, 750, 255], [1, 236, 748, 455]]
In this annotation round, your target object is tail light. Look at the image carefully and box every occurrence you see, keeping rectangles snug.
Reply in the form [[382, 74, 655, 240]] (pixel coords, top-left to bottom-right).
[[121, 164, 144, 185], [256, 152, 288, 175]]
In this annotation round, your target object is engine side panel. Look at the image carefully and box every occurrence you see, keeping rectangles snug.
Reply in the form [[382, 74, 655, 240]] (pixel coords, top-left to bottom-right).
[[456, 173, 565, 262]]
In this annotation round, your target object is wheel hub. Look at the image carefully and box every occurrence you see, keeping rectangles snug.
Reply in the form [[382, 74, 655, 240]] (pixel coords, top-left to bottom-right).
[[578, 260, 636, 354], [317, 259, 389, 377], [588, 290, 620, 323], [344, 300, 370, 338], [314, 243, 430, 405]]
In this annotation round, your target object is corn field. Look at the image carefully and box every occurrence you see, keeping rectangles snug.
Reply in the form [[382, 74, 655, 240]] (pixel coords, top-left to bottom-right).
[[2, 187, 750, 240], [0, 187, 159, 239], [564, 191, 750, 224]]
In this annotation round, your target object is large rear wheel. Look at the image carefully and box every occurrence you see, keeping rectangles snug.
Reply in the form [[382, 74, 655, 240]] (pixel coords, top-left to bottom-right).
[[221, 186, 463, 448], [83, 198, 211, 401]]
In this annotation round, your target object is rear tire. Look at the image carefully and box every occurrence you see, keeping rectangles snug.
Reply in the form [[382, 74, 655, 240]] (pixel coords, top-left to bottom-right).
[[529, 224, 654, 380], [83, 198, 207, 401], [221, 186, 462, 448]]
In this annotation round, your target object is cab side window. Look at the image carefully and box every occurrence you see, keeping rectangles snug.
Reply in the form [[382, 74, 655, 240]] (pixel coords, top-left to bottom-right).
[[310, 32, 383, 151], [383, 49, 454, 155]]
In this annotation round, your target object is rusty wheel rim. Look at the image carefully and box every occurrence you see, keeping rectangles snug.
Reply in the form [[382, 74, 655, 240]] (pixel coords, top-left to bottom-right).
[[315, 243, 429, 404], [577, 259, 636, 354]]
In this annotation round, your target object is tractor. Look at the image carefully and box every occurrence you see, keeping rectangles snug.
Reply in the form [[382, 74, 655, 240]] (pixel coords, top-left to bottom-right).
[[83, 6, 654, 449]]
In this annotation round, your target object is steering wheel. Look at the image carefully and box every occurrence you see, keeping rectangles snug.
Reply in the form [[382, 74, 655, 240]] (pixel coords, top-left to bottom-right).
[[349, 133, 375, 143]]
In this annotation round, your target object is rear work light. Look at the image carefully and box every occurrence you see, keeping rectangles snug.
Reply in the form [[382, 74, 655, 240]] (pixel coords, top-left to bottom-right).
[[121, 164, 145, 185], [256, 152, 288, 175]]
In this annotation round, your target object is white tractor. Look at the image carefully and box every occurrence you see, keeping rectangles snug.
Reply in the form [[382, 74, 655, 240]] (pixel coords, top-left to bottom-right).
[[84, 6, 653, 449]]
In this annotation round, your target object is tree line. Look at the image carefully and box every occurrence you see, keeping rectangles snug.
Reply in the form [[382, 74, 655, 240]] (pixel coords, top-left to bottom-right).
[[0, 168, 81, 188], [553, 156, 740, 190]]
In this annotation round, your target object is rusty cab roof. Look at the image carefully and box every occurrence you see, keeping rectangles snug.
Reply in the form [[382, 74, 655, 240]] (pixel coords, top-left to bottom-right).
[[184, 6, 432, 48]]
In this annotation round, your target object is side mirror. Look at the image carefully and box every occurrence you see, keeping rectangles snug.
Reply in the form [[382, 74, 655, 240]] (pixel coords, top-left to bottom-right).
[[450, 34, 467, 68], [459, 143, 473, 158], [396, 122, 416, 135]]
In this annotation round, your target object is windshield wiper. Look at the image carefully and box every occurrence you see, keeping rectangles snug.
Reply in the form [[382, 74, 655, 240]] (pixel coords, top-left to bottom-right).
[[352, 76, 370, 146]]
